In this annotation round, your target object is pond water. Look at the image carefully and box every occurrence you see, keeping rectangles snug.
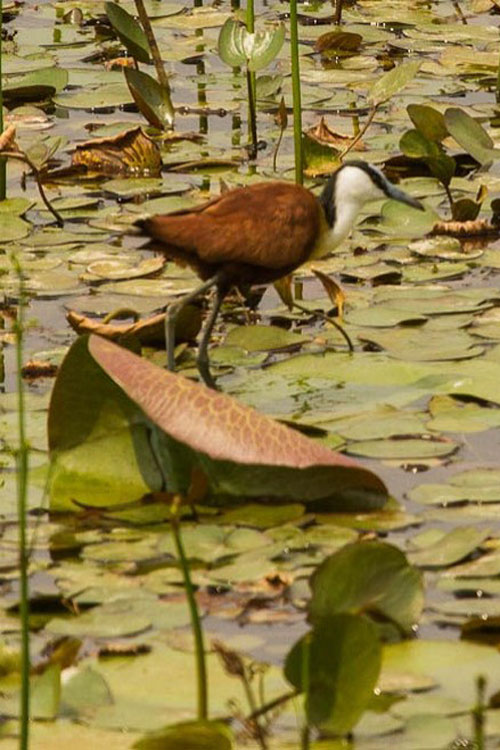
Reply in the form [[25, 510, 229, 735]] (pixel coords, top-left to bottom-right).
[[3, 0, 500, 745]]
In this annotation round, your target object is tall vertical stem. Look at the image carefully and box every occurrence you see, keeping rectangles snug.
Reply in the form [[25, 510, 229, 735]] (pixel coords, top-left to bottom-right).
[[334, 0, 343, 25], [246, 69, 258, 159], [289, 0, 303, 184], [246, 0, 257, 155], [0, 0, 6, 201], [171, 498, 208, 721], [473, 676, 486, 750], [13, 256, 29, 750], [134, 0, 171, 95], [300, 634, 311, 750]]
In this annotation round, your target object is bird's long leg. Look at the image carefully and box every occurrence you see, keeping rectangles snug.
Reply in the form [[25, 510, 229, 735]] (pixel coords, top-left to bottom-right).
[[165, 275, 220, 372], [196, 283, 227, 390]]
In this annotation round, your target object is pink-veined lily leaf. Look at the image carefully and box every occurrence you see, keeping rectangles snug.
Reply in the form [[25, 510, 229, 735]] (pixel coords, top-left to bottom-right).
[[48, 336, 388, 510]]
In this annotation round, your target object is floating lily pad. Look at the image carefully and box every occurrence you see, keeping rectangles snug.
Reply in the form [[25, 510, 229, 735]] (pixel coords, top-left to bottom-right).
[[346, 437, 458, 460], [225, 324, 309, 352], [54, 84, 133, 110], [0, 214, 31, 242], [408, 526, 490, 568]]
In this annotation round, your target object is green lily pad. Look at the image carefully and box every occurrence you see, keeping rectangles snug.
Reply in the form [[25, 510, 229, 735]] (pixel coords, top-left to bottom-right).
[[368, 60, 421, 105], [54, 84, 133, 110], [225, 324, 309, 352], [46, 605, 152, 638], [408, 526, 490, 568], [4, 67, 68, 102], [346, 437, 458, 460], [133, 720, 233, 750], [0, 214, 31, 242], [218, 503, 305, 528]]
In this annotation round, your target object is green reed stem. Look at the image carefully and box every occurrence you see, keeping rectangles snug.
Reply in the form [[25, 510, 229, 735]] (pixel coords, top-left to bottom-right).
[[12, 256, 30, 750], [0, 0, 6, 202], [289, 0, 303, 184], [241, 668, 268, 750], [300, 635, 311, 750], [134, 0, 171, 95], [473, 675, 486, 750], [246, 0, 258, 157], [246, 69, 258, 159], [171, 498, 208, 721]]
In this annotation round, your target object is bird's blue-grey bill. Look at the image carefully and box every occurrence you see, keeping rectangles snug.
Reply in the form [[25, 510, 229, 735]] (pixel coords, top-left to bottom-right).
[[386, 184, 424, 211]]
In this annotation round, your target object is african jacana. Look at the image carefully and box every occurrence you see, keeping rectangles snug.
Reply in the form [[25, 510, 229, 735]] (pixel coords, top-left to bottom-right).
[[138, 161, 423, 388]]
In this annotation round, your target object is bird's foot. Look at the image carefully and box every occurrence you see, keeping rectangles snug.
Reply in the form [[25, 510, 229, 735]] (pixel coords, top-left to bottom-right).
[[197, 357, 218, 390]]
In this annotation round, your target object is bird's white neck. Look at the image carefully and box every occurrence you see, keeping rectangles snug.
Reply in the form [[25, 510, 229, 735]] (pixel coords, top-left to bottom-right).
[[311, 195, 365, 259], [311, 165, 386, 259]]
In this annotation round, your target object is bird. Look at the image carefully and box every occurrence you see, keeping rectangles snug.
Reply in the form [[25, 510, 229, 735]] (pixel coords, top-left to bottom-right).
[[137, 160, 423, 388]]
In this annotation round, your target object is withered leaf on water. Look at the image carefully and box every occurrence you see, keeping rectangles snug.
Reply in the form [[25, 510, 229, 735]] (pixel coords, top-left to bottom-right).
[[66, 305, 202, 347], [432, 218, 499, 237], [314, 31, 363, 55], [71, 127, 162, 177], [305, 117, 365, 151]]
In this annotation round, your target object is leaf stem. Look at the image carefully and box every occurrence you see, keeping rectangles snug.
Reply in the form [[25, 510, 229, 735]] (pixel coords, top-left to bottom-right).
[[0, 0, 6, 202], [246, 69, 258, 159], [339, 105, 378, 160], [0, 151, 63, 226], [300, 635, 311, 750], [246, 688, 299, 721], [289, 0, 303, 184], [333, 0, 343, 24], [473, 675, 486, 750], [292, 300, 353, 351], [170, 496, 208, 721], [241, 668, 268, 750], [444, 182, 455, 214], [12, 255, 30, 750], [134, 0, 172, 97]]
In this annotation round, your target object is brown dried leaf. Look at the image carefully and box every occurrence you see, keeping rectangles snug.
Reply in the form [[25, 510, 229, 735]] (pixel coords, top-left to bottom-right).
[[66, 305, 201, 347], [273, 274, 294, 310], [21, 360, 58, 378], [274, 97, 288, 130], [212, 640, 246, 677], [305, 117, 364, 151], [432, 218, 499, 237], [72, 126, 162, 177], [311, 268, 346, 319], [104, 56, 136, 71], [0, 124, 17, 151], [97, 642, 152, 657], [314, 31, 363, 54]]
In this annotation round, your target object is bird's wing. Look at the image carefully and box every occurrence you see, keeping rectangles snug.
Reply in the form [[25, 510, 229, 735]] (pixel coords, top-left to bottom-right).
[[141, 182, 322, 271]]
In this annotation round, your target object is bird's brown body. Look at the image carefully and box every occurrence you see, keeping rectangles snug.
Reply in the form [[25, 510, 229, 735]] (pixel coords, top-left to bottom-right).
[[140, 181, 324, 287], [137, 163, 422, 387]]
